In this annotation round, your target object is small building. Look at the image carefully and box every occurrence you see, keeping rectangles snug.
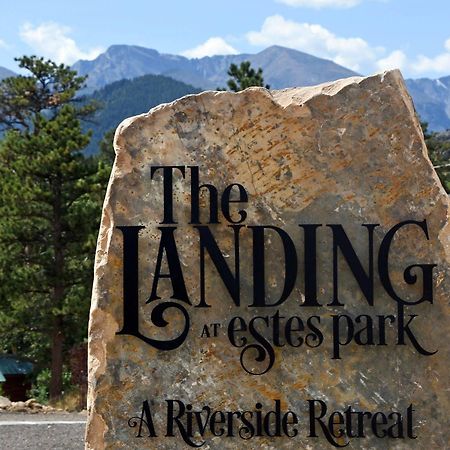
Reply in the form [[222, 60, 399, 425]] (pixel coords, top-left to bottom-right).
[[0, 354, 34, 401]]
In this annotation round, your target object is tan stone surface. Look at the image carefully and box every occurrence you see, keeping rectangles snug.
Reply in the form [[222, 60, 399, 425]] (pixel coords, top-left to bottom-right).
[[86, 70, 450, 449], [0, 396, 11, 408]]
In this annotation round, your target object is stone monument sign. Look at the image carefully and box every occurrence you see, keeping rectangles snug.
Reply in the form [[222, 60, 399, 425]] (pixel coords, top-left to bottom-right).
[[86, 70, 449, 449]]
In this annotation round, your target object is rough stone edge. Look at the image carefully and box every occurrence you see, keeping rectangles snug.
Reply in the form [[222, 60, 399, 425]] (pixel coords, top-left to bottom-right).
[[85, 181, 117, 449], [110, 70, 445, 192]]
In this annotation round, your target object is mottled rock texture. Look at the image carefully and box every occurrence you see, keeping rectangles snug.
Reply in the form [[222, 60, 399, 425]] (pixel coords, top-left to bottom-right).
[[86, 70, 449, 449]]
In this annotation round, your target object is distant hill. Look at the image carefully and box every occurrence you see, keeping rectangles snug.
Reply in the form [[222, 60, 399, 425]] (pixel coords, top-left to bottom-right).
[[72, 44, 450, 131], [0, 67, 15, 80], [73, 44, 359, 92], [405, 76, 450, 131], [83, 73, 200, 154]]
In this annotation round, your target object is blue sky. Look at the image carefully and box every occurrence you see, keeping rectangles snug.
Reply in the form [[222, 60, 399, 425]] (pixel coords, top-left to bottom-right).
[[1, 0, 449, 78]]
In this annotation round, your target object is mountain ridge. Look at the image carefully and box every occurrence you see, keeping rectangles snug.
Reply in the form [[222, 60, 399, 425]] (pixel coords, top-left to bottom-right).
[[405, 76, 450, 131], [1, 45, 448, 132], [72, 44, 359, 92], [72, 44, 450, 130], [0, 66, 16, 80]]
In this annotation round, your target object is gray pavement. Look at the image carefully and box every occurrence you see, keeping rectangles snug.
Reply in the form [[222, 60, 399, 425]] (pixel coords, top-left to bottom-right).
[[0, 412, 86, 450]]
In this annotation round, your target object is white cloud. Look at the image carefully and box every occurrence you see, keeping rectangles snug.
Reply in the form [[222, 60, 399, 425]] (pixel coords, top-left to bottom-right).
[[410, 42, 450, 75], [246, 15, 381, 72], [445, 38, 450, 52], [0, 39, 8, 49], [277, 0, 361, 8], [376, 39, 450, 76], [20, 22, 104, 65], [246, 16, 450, 78], [376, 50, 407, 72], [182, 37, 238, 59]]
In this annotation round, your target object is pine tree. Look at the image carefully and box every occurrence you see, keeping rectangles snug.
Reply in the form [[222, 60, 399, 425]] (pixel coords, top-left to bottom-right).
[[422, 122, 450, 193], [226, 61, 270, 92], [0, 56, 105, 400]]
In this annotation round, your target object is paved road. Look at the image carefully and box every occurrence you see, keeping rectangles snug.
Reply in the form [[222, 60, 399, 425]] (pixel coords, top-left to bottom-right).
[[0, 412, 86, 450]]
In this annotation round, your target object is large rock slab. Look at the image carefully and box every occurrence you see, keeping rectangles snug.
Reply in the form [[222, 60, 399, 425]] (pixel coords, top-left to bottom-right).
[[86, 70, 449, 449]]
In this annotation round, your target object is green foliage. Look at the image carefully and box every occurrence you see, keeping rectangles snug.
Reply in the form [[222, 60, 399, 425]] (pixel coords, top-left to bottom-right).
[[422, 122, 450, 193], [29, 368, 73, 404], [0, 56, 95, 130], [0, 56, 107, 399], [226, 61, 270, 92], [98, 129, 116, 166]]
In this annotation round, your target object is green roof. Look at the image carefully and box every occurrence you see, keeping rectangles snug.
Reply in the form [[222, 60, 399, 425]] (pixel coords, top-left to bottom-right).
[[0, 354, 34, 376]]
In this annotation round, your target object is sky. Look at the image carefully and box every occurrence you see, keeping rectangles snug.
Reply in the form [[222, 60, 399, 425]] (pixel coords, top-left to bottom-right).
[[0, 0, 449, 79]]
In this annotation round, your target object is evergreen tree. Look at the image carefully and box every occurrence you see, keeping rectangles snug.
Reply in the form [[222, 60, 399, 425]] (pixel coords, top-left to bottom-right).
[[226, 61, 270, 92], [0, 56, 105, 400], [98, 129, 117, 166], [422, 122, 450, 193]]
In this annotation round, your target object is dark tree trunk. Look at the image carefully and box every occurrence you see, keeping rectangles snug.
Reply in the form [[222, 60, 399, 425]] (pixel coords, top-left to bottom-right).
[[49, 315, 64, 401]]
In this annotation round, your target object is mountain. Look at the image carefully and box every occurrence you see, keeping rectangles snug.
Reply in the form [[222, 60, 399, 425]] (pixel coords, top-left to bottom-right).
[[83, 73, 200, 154], [73, 44, 450, 131], [405, 76, 450, 131], [73, 45, 359, 92], [0, 67, 15, 80]]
